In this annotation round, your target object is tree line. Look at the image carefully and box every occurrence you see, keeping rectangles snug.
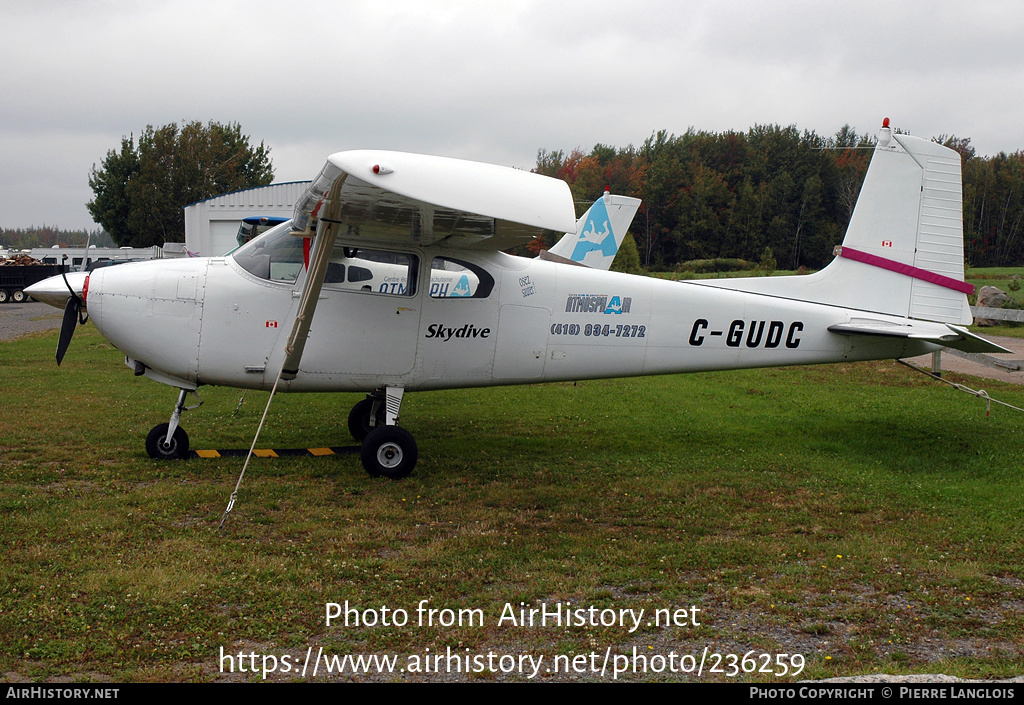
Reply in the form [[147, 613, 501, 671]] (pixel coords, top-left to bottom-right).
[[1, 226, 113, 251], [27, 119, 1024, 268], [534, 125, 1024, 270]]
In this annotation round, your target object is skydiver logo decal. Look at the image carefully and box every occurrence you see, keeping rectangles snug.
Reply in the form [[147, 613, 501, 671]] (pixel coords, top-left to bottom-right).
[[450, 275, 472, 297], [570, 197, 617, 262], [565, 294, 632, 314], [425, 323, 491, 341], [689, 319, 803, 349]]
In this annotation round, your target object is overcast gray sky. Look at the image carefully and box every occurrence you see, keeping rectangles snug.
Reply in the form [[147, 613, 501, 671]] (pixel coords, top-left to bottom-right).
[[3, 0, 1023, 230]]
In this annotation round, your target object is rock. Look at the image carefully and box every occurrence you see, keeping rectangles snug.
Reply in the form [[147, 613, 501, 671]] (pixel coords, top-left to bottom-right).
[[976, 286, 1010, 326]]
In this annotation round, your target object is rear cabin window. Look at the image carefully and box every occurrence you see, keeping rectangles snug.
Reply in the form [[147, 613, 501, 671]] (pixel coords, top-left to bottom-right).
[[428, 257, 494, 298]]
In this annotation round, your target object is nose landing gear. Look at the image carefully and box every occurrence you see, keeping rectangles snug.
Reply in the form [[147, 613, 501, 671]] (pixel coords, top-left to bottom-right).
[[146, 388, 202, 460], [146, 423, 190, 460]]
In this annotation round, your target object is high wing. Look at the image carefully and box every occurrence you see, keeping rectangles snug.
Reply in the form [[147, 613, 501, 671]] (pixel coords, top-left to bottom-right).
[[291, 150, 576, 250], [280, 150, 577, 380]]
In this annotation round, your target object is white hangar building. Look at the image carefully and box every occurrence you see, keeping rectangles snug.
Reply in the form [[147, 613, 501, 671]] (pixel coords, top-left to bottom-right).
[[183, 181, 309, 257]]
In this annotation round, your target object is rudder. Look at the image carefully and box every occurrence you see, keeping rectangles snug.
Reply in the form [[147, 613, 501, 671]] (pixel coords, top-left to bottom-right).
[[702, 121, 973, 326], [833, 124, 971, 324]]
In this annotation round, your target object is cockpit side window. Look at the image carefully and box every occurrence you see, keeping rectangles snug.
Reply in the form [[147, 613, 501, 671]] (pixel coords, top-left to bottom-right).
[[429, 257, 494, 298], [233, 224, 419, 296], [323, 244, 418, 296]]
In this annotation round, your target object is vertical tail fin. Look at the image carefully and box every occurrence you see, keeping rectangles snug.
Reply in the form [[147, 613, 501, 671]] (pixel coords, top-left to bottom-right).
[[542, 191, 641, 270], [704, 121, 973, 325], [828, 123, 972, 324]]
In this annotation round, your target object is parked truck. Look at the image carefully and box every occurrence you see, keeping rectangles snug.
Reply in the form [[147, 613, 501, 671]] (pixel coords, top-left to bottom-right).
[[0, 260, 69, 303]]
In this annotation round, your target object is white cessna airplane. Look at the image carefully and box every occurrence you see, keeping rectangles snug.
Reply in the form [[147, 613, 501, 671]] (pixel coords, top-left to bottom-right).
[[28, 120, 1009, 479]]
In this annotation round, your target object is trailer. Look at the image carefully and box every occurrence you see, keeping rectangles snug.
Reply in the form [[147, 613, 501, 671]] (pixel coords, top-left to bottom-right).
[[0, 263, 69, 303]]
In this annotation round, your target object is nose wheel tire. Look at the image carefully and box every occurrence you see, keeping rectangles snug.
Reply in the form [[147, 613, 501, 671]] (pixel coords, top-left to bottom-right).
[[146, 423, 190, 460], [361, 425, 417, 479]]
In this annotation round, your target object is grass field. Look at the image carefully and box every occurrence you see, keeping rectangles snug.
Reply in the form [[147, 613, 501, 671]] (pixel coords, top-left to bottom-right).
[[2, 324, 1023, 682]]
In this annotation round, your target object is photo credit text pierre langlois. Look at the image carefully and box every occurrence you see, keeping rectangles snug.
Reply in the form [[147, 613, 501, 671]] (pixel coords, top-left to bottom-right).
[[216, 600, 807, 680]]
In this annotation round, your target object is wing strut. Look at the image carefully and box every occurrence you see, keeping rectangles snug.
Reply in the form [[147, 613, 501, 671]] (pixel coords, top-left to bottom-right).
[[281, 219, 339, 379], [219, 184, 344, 528]]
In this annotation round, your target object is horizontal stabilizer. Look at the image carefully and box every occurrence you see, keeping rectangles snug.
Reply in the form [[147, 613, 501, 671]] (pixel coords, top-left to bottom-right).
[[942, 325, 1015, 354], [828, 319, 1012, 354]]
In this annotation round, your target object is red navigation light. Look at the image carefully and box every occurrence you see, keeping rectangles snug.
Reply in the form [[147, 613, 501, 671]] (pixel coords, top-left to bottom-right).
[[882, 117, 890, 128], [373, 164, 381, 174]]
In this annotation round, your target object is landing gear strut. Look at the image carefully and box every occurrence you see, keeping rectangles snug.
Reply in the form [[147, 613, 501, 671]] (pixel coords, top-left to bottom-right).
[[147, 388, 202, 460], [350, 386, 418, 479]]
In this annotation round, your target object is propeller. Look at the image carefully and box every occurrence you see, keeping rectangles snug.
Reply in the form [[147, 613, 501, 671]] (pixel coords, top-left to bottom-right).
[[55, 272, 88, 365]]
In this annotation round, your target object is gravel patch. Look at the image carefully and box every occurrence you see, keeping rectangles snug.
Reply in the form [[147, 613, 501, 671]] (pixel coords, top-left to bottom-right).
[[904, 335, 1024, 386], [0, 301, 63, 341]]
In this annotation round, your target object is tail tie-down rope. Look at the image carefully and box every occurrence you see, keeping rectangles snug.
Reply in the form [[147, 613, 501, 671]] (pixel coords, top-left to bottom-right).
[[897, 360, 1023, 417]]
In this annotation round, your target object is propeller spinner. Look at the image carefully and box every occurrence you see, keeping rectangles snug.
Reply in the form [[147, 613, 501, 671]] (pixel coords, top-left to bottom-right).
[[24, 271, 89, 365]]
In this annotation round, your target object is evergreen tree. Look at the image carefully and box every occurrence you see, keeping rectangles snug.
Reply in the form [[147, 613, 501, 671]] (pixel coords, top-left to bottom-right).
[[610, 232, 643, 274], [87, 121, 273, 247]]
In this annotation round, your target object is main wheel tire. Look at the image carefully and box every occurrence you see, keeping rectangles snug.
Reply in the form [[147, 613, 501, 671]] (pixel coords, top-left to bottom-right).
[[11, 289, 26, 303], [146, 423, 190, 460], [348, 397, 384, 442], [361, 425, 417, 479]]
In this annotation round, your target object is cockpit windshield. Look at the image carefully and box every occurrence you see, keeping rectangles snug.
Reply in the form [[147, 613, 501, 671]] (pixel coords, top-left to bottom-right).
[[232, 223, 419, 297], [232, 220, 303, 283]]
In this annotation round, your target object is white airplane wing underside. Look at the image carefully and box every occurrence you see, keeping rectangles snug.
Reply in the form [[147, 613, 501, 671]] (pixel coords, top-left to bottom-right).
[[292, 150, 576, 251]]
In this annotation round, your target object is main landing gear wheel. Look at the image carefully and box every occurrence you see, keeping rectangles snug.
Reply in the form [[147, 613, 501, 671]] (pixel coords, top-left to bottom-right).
[[348, 397, 384, 442], [146, 422, 190, 460], [361, 425, 417, 480]]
